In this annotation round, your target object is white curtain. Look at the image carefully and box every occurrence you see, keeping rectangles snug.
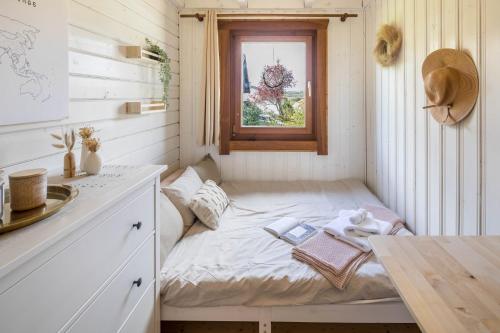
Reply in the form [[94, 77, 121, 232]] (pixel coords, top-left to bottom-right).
[[198, 10, 220, 146]]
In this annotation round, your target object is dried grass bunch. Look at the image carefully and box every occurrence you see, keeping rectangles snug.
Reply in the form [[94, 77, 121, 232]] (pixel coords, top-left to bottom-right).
[[373, 24, 402, 67], [51, 129, 77, 178], [51, 129, 76, 153], [85, 138, 101, 153], [78, 126, 95, 140]]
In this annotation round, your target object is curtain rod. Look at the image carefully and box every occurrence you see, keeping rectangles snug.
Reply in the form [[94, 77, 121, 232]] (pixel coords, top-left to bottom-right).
[[180, 12, 358, 22]]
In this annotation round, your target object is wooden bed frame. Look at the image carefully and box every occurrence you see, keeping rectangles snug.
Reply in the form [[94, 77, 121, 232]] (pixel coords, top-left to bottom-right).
[[161, 300, 414, 333]]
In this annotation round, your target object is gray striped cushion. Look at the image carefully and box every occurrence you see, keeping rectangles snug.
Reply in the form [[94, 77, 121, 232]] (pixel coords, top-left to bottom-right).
[[189, 180, 229, 229]]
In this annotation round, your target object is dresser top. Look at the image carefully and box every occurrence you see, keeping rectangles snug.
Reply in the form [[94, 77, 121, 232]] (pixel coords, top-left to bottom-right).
[[0, 165, 166, 280]]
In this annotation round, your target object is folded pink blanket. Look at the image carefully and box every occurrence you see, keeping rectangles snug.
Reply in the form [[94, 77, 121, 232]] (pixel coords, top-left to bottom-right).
[[293, 205, 404, 290], [292, 231, 371, 289]]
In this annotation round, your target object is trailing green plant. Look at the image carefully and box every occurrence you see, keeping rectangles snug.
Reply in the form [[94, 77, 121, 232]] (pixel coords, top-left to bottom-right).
[[145, 38, 172, 103]]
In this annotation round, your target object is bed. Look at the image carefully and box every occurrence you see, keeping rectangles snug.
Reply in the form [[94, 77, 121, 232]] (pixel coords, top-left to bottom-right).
[[160, 179, 414, 332]]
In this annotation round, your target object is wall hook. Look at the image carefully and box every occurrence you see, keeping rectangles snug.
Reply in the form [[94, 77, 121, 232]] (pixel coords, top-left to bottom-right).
[[422, 104, 453, 123]]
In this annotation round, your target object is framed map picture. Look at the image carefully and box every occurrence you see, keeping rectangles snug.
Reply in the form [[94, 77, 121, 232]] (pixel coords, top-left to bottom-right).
[[0, 0, 68, 125]]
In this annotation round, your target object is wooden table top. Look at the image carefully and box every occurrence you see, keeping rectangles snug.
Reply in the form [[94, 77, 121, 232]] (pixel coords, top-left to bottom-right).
[[369, 236, 500, 333]]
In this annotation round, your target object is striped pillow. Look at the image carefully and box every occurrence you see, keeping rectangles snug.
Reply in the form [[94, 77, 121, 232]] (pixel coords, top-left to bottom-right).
[[189, 180, 229, 230]]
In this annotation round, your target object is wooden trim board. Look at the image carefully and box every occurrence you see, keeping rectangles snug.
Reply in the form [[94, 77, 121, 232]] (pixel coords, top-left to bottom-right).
[[161, 301, 414, 333]]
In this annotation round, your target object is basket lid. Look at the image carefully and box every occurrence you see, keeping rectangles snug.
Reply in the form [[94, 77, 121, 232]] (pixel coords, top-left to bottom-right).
[[9, 168, 47, 180]]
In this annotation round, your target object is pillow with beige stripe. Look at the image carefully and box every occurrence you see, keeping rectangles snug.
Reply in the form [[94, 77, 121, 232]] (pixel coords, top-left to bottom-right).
[[189, 180, 230, 230]]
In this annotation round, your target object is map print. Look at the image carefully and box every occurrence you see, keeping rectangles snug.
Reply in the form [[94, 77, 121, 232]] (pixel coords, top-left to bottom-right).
[[0, 14, 51, 103], [0, 0, 67, 126]]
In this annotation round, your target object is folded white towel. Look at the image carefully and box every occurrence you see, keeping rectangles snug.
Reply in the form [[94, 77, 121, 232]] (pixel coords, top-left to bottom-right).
[[323, 218, 372, 252], [346, 216, 393, 236], [335, 234, 372, 252], [348, 208, 368, 225], [323, 215, 352, 237]]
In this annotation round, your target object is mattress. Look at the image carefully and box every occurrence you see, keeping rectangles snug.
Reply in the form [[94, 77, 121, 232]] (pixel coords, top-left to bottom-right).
[[160, 179, 410, 307]]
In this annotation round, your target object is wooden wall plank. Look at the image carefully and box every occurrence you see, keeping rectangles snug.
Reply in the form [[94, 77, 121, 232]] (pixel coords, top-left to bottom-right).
[[395, 0, 406, 219], [483, 0, 500, 235], [365, 0, 377, 191], [442, 0, 460, 235], [387, 0, 397, 212], [404, 0, 416, 232], [426, 0, 443, 236], [460, 0, 481, 235]]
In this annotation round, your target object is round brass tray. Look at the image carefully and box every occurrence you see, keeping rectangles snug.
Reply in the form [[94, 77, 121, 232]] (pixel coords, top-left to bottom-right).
[[0, 184, 79, 235]]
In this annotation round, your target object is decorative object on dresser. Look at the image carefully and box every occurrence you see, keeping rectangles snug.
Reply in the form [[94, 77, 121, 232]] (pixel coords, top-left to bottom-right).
[[373, 24, 402, 67], [78, 126, 95, 172], [0, 165, 166, 333], [8, 168, 48, 211], [422, 48, 479, 125], [0, 184, 79, 235], [84, 138, 102, 175], [51, 129, 77, 178]]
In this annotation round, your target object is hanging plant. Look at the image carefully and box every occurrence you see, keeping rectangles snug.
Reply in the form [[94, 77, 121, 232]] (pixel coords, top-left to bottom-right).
[[145, 38, 172, 103]]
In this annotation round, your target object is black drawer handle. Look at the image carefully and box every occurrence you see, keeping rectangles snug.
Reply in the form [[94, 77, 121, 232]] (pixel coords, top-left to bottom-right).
[[132, 221, 142, 230], [133, 278, 142, 288]]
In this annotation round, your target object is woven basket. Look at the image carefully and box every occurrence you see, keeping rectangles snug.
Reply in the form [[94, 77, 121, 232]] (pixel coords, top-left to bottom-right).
[[9, 169, 48, 211]]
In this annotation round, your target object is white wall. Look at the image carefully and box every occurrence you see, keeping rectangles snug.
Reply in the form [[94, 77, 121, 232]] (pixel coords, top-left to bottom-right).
[[0, 0, 181, 176], [365, 0, 500, 235], [180, 6, 367, 181]]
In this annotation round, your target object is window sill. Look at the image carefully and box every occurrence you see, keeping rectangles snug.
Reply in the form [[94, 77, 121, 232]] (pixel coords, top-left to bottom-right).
[[228, 140, 319, 153]]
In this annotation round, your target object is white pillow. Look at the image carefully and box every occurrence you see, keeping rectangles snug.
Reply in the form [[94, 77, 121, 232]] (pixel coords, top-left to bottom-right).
[[162, 166, 203, 231], [192, 154, 222, 184], [158, 193, 183, 267], [189, 180, 230, 230]]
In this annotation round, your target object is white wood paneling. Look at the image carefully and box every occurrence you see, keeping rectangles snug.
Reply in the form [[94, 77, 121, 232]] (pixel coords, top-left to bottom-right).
[[183, 0, 365, 9], [0, 0, 181, 176], [366, 0, 498, 235], [483, 0, 500, 235], [179, 11, 366, 181]]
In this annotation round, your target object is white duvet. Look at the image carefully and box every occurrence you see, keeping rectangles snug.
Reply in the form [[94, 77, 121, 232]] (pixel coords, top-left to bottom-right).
[[160, 179, 410, 307]]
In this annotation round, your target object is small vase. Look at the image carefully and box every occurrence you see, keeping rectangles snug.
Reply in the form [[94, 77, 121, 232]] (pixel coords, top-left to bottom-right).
[[85, 152, 102, 175], [64, 152, 76, 178], [80, 143, 89, 172]]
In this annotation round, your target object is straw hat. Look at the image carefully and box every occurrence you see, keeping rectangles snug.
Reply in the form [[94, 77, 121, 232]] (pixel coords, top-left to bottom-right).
[[422, 48, 479, 125]]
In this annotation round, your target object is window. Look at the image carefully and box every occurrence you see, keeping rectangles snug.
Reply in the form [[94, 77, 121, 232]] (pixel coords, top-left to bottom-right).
[[218, 20, 328, 155]]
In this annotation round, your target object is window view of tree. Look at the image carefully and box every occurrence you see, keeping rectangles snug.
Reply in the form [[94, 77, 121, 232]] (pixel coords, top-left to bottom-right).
[[241, 42, 306, 128]]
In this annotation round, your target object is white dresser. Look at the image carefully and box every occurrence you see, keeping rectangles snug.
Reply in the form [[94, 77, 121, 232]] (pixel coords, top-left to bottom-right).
[[0, 165, 166, 333]]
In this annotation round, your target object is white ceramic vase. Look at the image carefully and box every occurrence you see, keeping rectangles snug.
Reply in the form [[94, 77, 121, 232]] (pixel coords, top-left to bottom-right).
[[85, 152, 102, 175], [80, 143, 89, 172]]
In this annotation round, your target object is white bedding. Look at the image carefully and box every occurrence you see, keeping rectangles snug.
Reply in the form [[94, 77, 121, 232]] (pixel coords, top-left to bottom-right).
[[160, 179, 410, 307]]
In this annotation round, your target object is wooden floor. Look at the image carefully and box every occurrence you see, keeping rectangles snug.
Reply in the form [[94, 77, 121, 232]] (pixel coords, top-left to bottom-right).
[[162, 321, 421, 333]]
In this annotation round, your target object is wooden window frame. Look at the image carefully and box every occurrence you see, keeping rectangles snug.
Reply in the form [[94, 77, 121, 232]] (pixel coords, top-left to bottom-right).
[[218, 20, 328, 155]]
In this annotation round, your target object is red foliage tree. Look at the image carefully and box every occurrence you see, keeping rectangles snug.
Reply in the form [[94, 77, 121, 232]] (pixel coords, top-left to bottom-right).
[[250, 61, 296, 117]]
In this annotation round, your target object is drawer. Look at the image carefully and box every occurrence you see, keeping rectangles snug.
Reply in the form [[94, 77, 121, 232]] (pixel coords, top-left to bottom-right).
[[119, 284, 156, 333], [68, 237, 155, 333], [0, 185, 154, 333]]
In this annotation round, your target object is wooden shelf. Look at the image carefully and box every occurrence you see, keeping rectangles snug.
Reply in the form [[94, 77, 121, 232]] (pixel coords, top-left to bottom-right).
[[125, 46, 162, 62], [126, 101, 166, 114]]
